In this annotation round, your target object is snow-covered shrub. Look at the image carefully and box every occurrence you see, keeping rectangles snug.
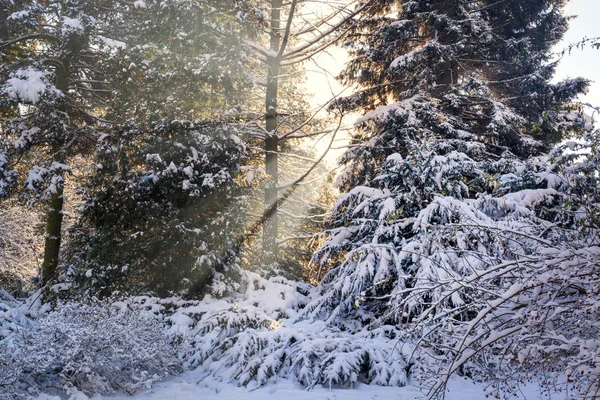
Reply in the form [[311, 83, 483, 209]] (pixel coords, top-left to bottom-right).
[[0, 201, 44, 288], [138, 271, 412, 389], [415, 131, 600, 399], [0, 288, 39, 392], [1, 297, 181, 398]]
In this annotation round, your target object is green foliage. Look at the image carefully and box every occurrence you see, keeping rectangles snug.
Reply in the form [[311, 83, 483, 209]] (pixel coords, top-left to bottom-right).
[[67, 120, 249, 298]]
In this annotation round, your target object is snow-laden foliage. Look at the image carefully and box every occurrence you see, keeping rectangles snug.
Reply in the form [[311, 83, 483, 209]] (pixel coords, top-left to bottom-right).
[[131, 271, 412, 389], [310, 129, 600, 398], [0, 0, 101, 199], [0, 291, 181, 398], [0, 146, 17, 197], [66, 120, 249, 298], [309, 0, 594, 397], [417, 134, 600, 399], [335, 0, 587, 191], [0, 272, 409, 397], [0, 0, 261, 286], [0, 0, 122, 285]]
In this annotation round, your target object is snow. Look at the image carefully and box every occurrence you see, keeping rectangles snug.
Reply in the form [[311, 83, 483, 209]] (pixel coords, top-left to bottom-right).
[[500, 188, 560, 209], [39, 371, 548, 400], [379, 197, 396, 221], [386, 153, 403, 163], [355, 97, 420, 125], [389, 48, 418, 69], [133, 0, 147, 8], [98, 36, 126, 49], [63, 17, 84, 32], [389, 20, 411, 28], [347, 186, 390, 199], [2, 68, 56, 104], [7, 10, 30, 20]]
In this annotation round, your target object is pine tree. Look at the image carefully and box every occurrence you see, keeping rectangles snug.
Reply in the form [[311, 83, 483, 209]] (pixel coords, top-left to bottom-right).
[[333, 0, 587, 190], [0, 0, 116, 285], [309, 0, 593, 395], [68, 120, 249, 297], [63, 0, 261, 296]]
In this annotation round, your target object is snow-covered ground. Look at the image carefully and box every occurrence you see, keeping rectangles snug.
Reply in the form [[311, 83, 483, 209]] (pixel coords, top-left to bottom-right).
[[36, 369, 550, 400], [4, 276, 570, 400]]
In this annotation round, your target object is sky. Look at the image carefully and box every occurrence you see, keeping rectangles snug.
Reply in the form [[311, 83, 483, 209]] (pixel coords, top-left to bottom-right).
[[553, 0, 600, 110]]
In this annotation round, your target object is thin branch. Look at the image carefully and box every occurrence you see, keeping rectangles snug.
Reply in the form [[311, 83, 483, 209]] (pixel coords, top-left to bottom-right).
[[283, 0, 372, 60], [277, 0, 298, 59], [0, 33, 59, 50]]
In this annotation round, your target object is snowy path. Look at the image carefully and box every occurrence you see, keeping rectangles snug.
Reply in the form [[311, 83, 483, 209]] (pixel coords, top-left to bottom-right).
[[37, 368, 549, 400]]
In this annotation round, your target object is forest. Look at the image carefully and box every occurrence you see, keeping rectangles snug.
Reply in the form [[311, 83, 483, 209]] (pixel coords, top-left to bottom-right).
[[1, 0, 599, 399]]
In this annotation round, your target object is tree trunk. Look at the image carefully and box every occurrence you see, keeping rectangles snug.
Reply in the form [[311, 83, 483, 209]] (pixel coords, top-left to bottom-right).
[[41, 63, 68, 285], [262, 0, 282, 267], [41, 153, 65, 285]]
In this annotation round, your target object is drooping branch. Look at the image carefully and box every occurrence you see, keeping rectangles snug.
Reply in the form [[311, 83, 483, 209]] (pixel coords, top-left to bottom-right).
[[0, 33, 59, 50]]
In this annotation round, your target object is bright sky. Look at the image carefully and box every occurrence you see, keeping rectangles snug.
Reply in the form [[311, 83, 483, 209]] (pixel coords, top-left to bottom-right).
[[554, 0, 600, 109]]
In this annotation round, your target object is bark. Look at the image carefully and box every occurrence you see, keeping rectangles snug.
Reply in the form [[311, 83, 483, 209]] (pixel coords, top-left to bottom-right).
[[262, 0, 282, 267], [41, 155, 65, 285], [41, 63, 68, 285]]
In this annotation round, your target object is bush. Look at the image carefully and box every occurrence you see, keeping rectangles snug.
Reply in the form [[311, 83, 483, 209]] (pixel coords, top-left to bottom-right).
[[1, 297, 181, 398]]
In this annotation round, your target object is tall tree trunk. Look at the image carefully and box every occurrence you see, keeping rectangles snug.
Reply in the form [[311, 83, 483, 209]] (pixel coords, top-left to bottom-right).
[[41, 150, 65, 285], [41, 63, 68, 285], [262, 0, 282, 267]]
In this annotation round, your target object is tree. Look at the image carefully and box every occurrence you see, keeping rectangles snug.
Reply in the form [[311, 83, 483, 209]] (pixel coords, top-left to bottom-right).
[[60, 0, 267, 297], [244, 0, 377, 267], [333, 0, 586, 190], [68, 120, 248, 297], [0, 0, 259, 290], [309, 0, 591, 395], [94, 0, 260, 123], [0, 0, 114, 285]]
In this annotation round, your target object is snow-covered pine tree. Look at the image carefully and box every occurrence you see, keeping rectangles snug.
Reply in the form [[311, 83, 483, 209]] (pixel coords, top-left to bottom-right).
[[309, 0, 594, 395], [63, 0, 261, 297], [68, 120, 249, 298], [333, 0, 586, 190], [0, 0, 119, 285]]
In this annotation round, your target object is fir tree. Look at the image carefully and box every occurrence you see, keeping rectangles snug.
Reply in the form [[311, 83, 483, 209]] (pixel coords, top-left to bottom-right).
[[334, 0, 587, 189], [68, 120, 249, 297], [310, 0, 593, 395], [64, 0, 260, 296], [0, 0, 115, 284]]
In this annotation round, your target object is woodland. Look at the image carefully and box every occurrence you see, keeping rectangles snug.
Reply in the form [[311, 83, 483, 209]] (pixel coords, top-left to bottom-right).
[[1, 0, 599, 399]]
